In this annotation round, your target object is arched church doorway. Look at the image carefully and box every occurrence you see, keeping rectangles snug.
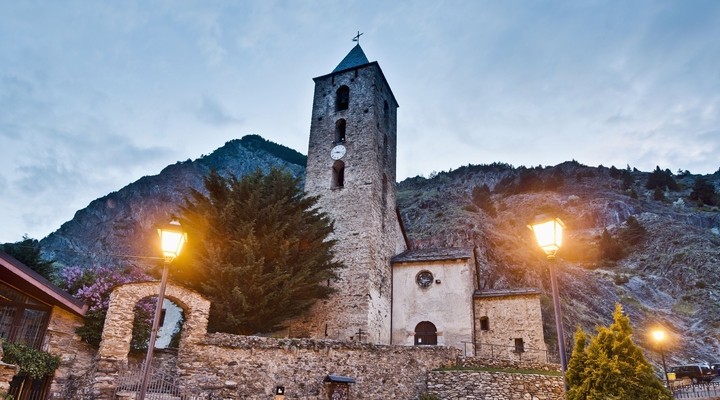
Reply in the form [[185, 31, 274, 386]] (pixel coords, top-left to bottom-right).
[[414, 321, 437, 345]]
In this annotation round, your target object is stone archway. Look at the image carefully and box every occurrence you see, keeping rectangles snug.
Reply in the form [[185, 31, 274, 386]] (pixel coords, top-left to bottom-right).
[[98, 282, 210, 362]]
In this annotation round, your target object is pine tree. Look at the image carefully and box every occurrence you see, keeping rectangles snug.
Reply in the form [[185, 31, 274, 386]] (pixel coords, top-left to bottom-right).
[[1, 236, 56, 281], [566, 326, 588, 390], [620, 216, 646, 246], [690, 176, 718, 206], [566, 304, 672, 400], [175, 168, 342, 334], [646, 166, 679, 191], [599, 229, 623, 261]]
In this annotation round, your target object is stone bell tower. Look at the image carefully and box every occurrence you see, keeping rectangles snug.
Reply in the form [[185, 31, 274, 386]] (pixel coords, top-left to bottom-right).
[[294, 43, 406, 344]]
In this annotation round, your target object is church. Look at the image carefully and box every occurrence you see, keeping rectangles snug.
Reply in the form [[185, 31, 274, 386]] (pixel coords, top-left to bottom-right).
[[289, 43, 548, 362]]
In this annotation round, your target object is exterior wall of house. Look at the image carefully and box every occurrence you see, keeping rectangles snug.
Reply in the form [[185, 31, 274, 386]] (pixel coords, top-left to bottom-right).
[[45, 306, 96, 398], [473, 291, 548, 362], [392, 259, 476, 351]]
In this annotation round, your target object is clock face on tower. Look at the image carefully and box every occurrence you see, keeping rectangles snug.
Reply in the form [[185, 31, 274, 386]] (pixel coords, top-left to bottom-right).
[[330, 144, 346, 160]]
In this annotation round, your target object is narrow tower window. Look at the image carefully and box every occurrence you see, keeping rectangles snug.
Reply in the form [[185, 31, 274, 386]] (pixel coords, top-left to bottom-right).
[[381, 174, 388, 229], [383, 100, 389, 128], [332, 160, 345, 188], [514, 338, 525, 353], [414, 321, 438, 345], [336, 86, 350, 111], [335, 119, 346, 143]]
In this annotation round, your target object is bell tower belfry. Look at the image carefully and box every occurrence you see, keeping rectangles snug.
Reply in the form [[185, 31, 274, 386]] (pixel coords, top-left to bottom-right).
[[296, 44, 406, 344]]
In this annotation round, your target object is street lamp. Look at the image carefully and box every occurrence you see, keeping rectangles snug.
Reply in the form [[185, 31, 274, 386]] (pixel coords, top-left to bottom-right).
[[138, 219, 187, 400], [651, 328, 670, 387], [528, 216, 568, 379]]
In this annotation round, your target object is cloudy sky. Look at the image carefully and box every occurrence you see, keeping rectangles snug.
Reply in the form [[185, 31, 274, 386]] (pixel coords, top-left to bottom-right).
[[1, 1, 719, 243]]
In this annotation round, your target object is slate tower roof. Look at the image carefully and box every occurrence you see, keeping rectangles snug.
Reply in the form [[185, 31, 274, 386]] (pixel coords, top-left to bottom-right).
[[333, 44, 370, 72]]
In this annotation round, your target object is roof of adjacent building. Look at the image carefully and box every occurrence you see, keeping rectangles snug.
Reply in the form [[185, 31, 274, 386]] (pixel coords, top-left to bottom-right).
[[332, 44, 370, 73], [473, 288, 542, 298], [391, 247, 474, 264], [0, 250, 87, 316]]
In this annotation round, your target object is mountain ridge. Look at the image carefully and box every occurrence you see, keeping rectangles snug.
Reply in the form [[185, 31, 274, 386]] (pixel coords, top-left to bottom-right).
[[39, 136, 720, 369]]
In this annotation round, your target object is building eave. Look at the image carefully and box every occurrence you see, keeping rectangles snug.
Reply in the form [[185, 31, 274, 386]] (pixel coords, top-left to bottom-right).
[[0, 251, 87, 317]]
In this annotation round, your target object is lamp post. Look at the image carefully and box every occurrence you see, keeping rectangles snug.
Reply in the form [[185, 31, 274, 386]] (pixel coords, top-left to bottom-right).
[[138, 219, 187, 400], [528, 217, 568, 378], [651, 328, 670, 387]]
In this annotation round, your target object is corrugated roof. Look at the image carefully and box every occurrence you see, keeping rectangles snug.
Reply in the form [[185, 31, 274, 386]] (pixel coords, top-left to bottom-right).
[[332, 44, 370, 73], [473, 288, 542, 298], [391, 247, 474, 264]]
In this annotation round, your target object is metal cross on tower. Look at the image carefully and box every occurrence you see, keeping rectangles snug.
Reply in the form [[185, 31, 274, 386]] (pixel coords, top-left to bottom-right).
[[352, 31, 363, 44]]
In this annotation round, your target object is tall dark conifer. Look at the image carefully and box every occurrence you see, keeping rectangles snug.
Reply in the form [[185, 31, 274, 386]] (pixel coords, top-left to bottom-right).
[[1, 237, 56, 281], [566, 304, 672, 400], [175, 168, 342, 334]]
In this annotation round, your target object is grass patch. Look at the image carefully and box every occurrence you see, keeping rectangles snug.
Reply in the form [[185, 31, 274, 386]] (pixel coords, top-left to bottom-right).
[[434, 366, 562, 376]]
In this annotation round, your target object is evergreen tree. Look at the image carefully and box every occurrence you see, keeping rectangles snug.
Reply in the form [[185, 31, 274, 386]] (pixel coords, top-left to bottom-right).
[[471, 184, 496, 217], [689, 176, 718, 206], [566, 326, 589, 390], [653, 187, 665, 201], [599, 229, 623, 261], [646, 166, 679, 191], [1, 236, 56, 281], [566, 304, 672, 400], [176, 168, 342, 334], [620, 216, 646, 246], [621, 171, 634, 191]]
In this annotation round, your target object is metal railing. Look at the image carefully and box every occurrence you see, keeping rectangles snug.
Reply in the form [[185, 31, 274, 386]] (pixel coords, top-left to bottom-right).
[[470, 341, 558, 364], [114, 366, 222, 399], [671, 381, 720, 399]]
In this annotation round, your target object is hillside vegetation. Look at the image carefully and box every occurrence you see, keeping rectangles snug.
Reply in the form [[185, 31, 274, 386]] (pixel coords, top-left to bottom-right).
[[40, 136, 720, 369], [398, 161, 720, 366]]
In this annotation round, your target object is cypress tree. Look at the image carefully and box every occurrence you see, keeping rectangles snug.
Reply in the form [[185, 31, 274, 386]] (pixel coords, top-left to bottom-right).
[[1, 237, 56, 281], [175, 168, 342, 334], [566, 304, 672, 400], [566, 326, 589, 390]]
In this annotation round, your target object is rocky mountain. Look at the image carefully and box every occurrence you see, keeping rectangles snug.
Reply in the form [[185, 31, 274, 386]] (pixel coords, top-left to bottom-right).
[[41, 136, 720, 369], [41, 135, 305, 269], [397, 161, 720, 367]]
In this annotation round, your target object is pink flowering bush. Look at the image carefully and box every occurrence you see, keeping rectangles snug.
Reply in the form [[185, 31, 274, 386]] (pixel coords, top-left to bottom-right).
[[58, 265, 155, 349]]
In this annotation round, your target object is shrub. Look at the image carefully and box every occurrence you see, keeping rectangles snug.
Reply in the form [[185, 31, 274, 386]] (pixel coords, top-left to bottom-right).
[[653, 187, 665, 201], [614, 274, 629, 285], [1, 341, 60, 379], [646, 166, 679, 191], [620, 216, 646, 245], [690, 176, 718, 206], [471, 184, 497, 217], [599, 229, 623, 261]]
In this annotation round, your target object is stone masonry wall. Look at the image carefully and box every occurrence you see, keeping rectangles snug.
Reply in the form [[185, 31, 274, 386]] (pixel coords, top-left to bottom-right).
[[93, 282, 210, 399], [177, 333, 459, 399], [426, 369, 565, 400], [474, 292, 548, 363], [45, 307, 96, 398], [297, 60, 405, 344], [427, 357, 564, 400]]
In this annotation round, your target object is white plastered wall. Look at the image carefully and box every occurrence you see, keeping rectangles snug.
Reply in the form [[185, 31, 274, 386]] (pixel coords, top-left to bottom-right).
[[391, 259, 475, 351]]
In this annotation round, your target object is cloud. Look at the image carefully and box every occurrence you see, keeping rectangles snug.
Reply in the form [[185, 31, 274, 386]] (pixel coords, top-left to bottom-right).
[[195, 95, 243, 126]]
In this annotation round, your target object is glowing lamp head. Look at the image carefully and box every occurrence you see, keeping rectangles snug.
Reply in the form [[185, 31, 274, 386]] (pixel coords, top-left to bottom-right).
[[158, 219, 187, 261], [651, 329, 666, 343], [528, 216, 565, 258]]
